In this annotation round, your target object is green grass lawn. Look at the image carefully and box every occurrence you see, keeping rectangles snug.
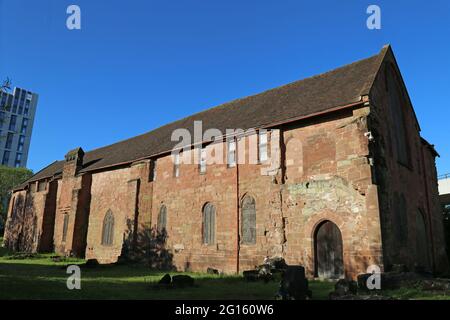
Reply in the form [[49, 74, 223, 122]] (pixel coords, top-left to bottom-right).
[[381, 288, 450, 300], [2, 237, 448, 300], [0, 237, 333, 300]]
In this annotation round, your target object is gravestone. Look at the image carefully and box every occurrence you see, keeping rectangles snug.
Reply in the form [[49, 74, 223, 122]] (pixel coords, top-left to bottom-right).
[[278, 266, 311, 300], [158, 273, 172, 285]]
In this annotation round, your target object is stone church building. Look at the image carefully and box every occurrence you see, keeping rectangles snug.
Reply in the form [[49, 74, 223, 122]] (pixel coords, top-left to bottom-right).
[[3, 45, 448, 279]]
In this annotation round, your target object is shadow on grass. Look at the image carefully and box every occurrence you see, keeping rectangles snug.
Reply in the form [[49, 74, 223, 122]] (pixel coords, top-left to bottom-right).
[[0, 261, 334, 300]]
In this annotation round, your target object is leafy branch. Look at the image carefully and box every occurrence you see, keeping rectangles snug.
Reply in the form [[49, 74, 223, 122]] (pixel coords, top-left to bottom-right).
[[0, 78, 11, 93]]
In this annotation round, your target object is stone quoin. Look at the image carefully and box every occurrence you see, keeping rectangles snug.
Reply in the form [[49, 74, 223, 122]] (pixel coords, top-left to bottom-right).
[[3, 45, 448, 279]]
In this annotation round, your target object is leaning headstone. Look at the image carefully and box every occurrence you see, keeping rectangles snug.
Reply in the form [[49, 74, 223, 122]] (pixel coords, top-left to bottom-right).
[[278, 266, 310, 300], [158, 273, 172, 285]]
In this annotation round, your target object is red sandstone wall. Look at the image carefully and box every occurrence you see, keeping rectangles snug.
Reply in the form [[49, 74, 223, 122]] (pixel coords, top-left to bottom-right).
[[8, 51, 447, 279], [150, 144, 243, 274], [3, 190, 28, 251], [280, 108, 383, 279], [85, 167, 139, 263], [135, 112, 383, 278], [39, 180, 58, 252], [4, 106, 384, 280], [3, 182, 54, 253], [53, 171, 90, 256], [421, 144, 449, 272], [368, 49, 449, 274]]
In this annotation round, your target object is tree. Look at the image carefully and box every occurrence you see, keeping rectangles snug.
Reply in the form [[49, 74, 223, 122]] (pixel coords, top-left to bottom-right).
[[0, 165, 33, 235]]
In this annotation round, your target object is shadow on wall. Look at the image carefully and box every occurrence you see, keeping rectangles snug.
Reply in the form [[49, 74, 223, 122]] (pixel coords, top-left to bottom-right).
[[3, 193, 38, 253], [443, 205, 450, 266], [119, 219, 175, 271]]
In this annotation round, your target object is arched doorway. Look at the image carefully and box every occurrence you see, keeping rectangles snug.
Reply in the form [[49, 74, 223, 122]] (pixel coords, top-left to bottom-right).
[[314, 220, 344, 279]]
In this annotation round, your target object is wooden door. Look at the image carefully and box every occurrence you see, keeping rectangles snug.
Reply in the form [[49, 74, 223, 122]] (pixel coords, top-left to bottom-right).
[[315, 221, 344, 279]]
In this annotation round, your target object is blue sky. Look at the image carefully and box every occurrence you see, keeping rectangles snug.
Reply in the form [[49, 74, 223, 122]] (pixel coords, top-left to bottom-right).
[[0, 0, 449, 175]]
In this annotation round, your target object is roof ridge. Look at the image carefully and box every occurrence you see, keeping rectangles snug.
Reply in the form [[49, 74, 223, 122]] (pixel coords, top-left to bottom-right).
[[359, 44, 391, 96], [17, 45, 388, 188], [72, 50, 384, 158]]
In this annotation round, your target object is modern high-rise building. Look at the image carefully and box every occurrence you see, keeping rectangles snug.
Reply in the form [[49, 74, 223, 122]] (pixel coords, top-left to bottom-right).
[[0, 87, 38, 168]]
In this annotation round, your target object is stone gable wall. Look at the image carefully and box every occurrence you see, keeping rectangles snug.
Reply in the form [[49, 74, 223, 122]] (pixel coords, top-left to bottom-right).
[[368, 50, 448, 273]]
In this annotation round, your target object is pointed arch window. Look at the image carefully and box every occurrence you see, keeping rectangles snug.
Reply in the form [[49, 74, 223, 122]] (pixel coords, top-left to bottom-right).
[[62, 214, 69, 242], [242, 195, 256, 244], [157, 205, 167, 233], [202, 203, 216, 244], [101, 210, 114, 246], [386, 65, 411, 166]]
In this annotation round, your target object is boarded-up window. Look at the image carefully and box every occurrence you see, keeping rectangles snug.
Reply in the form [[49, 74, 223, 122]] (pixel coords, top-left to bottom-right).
[[29, 182, 37, 193], [241, 195, 256, 244], [37, 180, 47, 192], [199, 147, 207, 174], [258, 131, 268, 162], [62, 214, 69, 242], [202, 203, 216, 244], [173, 153, 180, 177], [101, 210, 114, 246], [227, 139, 236, 167], [157, 205, 167, 233]]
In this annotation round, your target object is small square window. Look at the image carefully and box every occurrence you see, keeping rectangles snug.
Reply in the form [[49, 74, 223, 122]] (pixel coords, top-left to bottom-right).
[[259, 131, 268, 163], [173, 153, 180, 177], [228, 140, 236, 167], [199, 147, 207, 174], [38, 180, 47, 192]]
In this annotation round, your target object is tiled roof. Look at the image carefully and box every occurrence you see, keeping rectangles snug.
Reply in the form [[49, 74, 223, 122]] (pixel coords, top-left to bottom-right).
[[18, 45, 389, 189]]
